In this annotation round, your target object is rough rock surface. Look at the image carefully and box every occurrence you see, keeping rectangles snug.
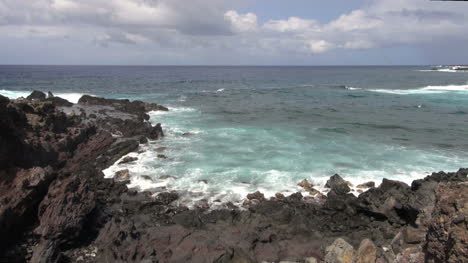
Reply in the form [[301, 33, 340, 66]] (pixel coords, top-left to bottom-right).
[[0, 92, 467, 263]]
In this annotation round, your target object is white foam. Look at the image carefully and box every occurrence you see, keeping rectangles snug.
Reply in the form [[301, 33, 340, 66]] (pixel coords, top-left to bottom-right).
[[216, 88, 225, 92], [0, 89, 90, 103], [418, 69, 468, 73], [345, 86, 361, 90], [368, 84, 468, 95]]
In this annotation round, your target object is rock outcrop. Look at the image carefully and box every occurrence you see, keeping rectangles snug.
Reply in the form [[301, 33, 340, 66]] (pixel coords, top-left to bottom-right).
[[0, 91, 467, 263]]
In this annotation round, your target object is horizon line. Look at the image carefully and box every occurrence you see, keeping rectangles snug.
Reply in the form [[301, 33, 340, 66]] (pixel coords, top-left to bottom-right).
[[0, 64, 450, 67]]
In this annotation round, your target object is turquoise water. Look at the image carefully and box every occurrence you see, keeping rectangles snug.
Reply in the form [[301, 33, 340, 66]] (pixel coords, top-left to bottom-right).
[[1, 66, 467, 205]]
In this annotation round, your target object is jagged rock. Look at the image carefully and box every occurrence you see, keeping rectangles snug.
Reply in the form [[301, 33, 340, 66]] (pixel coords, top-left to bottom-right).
[[425, 182, 468, 263], [47, 91, 54, 98], [247, 191, 265, 201], [114, 169, 130, 182], [357, 239, 377, 263], [275, 192, 285, 199], [154, 191, 179, 205], [27, 90, 46, 100], [298, 179, 320, 195], [325, 238, 355, 263], [149, 123, 164, 139], [356, 181, 375, 189], [356, 179, 414, 224], [325, 174, 351, 195], [118, 156, 138, 165]]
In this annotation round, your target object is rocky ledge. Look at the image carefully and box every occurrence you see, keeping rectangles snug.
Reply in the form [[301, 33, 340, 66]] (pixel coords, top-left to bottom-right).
[[0, 91, 466, 263]]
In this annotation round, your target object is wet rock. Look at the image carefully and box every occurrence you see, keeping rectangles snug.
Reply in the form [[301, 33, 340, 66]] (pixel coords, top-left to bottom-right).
[[247, 191, 266, 201], [27, 90, 46, 100], [157, 154, 168, 159], [141, 175, 152, 180], [275, 192, 285, 199], [155, 191, 179, 205], [356, 181, 375, 189], [159, 175, 176, 180], [149, 123, 164, 140], [325, 238, 355, 263], [182, 132, 194, 136], [357, 239, 377, 263], [298, 179, 320, 195], [155, 146, 167, 152], [325, 174, 351, 195], [118, 156, 138, 164], [47, 91, 54, 98], [114, 169, 130, 181]]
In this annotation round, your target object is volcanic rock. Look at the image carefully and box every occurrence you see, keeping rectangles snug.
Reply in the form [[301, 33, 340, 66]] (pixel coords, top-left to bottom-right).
[[118, 156, 138, 165], [114, 169, 130, 182], [356, 181, 375, 189], [325, 238, 355, 263], [325, 174, 351, 195], [247, 191, 266, 201], [27, 90, 46, 100]]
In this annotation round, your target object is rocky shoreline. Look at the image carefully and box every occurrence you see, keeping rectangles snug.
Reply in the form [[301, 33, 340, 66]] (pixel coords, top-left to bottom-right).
[[0, 91, 466, 263]]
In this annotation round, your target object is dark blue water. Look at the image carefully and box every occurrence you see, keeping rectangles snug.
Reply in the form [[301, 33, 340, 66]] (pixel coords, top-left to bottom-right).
[[1, 66, 467, 205]]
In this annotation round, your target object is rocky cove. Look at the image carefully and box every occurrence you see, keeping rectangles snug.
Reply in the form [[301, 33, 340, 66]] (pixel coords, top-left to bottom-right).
[[0, 91, 466, 263]]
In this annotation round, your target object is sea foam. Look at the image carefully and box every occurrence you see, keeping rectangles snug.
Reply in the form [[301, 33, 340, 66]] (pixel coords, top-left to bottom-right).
[[368, 84, 468, 95]]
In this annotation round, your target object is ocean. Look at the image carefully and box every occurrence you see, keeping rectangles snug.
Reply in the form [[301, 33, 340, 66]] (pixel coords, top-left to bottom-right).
[[1, 65, 467, 206]]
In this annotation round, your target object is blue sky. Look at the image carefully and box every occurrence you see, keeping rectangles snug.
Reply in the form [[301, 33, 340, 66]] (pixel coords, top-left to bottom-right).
[[0, 0, 467, 65]]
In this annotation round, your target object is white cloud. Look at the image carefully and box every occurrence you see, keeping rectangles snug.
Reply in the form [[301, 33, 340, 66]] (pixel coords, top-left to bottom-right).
[[224, 10, 258, 32], [1, 0, 468, 63], [327, 10, 383, 32], [307, 40, 335, 53], [263, 17, 320, 33]]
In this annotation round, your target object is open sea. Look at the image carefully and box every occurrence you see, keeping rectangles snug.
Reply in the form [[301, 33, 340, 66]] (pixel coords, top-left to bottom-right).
[[1, 65, 467, 206]]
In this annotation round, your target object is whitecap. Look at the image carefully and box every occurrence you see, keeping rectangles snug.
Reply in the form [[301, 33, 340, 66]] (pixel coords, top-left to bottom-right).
[[368, 84, 468, 95]]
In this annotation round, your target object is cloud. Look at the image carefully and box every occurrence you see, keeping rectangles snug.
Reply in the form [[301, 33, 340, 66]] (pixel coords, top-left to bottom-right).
[[1, 0, 468, 64], [263, 17, 320, 33], [224, 10, 258, 33]]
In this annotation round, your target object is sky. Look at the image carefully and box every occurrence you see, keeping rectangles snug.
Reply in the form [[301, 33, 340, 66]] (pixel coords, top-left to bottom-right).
[[0, 0, 467, 65]]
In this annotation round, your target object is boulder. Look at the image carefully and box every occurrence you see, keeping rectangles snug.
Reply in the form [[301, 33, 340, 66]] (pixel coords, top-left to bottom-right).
[[157, 154, 168, 159], [247, 191, 265, 201], [356, 181, 375, 189], [27, 90, 46, 100], [149, 123, 164, 139], [114, 169, 130, 182], [325, 174, 351, 195], [118, 156, 138, 165], [357, 239, 377, 263], [298, 179, 320, 195], [325, 238, 355, 263]]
